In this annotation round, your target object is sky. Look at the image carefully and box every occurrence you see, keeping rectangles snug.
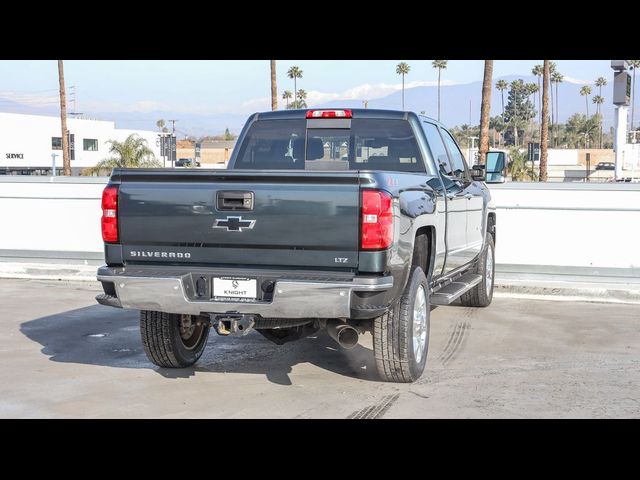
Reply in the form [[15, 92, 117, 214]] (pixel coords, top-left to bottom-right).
[[0, 60, 615, 118]]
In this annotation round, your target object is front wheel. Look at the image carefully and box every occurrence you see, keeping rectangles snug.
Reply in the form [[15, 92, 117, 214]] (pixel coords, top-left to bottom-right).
[[140, 311, 210, 368], [373, 267, 430, 383]]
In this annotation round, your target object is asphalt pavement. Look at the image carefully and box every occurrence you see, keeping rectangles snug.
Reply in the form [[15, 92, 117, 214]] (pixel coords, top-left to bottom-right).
[[1, 278, 638, 418]]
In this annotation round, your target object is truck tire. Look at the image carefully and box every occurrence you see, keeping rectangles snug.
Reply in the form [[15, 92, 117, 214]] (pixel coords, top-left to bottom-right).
[[460, 234, 495, 307], [140, 310, 209, 368], [373, 267, 430, 383]]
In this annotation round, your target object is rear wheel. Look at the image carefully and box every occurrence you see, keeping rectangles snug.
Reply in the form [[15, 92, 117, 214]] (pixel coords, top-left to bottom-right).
[[460, 234, 495, 307], [372, 267, 430, 383], [140, 310, 209, 368]]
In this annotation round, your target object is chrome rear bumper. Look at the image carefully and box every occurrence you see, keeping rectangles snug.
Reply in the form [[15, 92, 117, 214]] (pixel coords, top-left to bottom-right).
[[97, 269, 393, 318]]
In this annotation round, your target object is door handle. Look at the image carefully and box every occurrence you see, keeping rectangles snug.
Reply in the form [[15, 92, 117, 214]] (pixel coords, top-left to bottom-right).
[[446, 193, 456, 200], [465, 193, 473, 199]]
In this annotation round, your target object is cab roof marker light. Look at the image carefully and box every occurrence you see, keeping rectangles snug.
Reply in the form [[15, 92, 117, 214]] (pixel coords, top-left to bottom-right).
[[306, 110, 353, 119]]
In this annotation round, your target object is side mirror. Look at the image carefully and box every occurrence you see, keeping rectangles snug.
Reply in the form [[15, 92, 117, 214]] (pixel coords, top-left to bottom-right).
[[471, 164, 485, 181], [485, 151, 507, 183]]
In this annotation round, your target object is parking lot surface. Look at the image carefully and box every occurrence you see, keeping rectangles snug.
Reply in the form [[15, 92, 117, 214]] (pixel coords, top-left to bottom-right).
[[1, 278, 638, 418]]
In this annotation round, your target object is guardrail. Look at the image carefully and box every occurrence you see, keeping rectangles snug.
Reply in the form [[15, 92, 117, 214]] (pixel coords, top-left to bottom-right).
[[1, 177, 639, 275]]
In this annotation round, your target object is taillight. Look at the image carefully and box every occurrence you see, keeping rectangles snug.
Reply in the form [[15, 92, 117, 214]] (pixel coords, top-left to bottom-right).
[[306, 109, 352, 119], [361, 190, 393, 250], [101, 185, 119, 243]]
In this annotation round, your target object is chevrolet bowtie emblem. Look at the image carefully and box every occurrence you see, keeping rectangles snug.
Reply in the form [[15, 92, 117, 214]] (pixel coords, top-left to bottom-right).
[[212, 216, 256, 232]]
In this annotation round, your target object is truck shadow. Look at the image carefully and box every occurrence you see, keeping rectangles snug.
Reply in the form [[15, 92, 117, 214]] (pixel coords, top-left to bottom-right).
[[19, 305, 379, 385]]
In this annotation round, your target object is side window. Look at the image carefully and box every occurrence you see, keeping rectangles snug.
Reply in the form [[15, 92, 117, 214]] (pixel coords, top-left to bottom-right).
[[440, 129, 468, 179], [422, 122, 453, 176]]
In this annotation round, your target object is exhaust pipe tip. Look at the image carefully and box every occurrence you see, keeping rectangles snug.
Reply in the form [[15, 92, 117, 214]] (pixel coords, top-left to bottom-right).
[[337, 326, 359, 349], [326, 320, 359, 349]]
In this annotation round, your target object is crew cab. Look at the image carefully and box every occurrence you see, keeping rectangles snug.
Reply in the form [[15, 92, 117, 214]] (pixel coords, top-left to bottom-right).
[[96, 109, 498, 383]]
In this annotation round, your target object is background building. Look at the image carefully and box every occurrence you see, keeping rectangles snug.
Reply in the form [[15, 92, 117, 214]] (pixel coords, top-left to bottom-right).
[[0, 112, 161, 175], [176, 139, 236, 166]]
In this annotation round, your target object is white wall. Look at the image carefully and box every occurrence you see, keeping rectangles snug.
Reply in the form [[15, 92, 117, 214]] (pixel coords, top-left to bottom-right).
[[0, 112, 160, 169], [490, 183, 640, 269], [1, 178, 639, 271]]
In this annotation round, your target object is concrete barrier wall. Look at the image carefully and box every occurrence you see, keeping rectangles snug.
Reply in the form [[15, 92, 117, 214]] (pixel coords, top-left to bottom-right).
[[1, 177, 639, 271]]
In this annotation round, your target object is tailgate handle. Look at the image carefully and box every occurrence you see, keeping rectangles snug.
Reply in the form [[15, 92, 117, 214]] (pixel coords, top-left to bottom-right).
[[217, 191, 254, 211]]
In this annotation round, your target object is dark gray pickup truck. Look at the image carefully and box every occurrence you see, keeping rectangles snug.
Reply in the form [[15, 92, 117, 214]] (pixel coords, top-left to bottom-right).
[[96, 108, 498, 383]]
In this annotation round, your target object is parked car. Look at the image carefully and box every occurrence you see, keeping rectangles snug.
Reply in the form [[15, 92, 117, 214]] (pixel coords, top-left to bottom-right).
[[175, 158, 201, 167], [96, 109, 500, 383], [595, 162, 615, 170]]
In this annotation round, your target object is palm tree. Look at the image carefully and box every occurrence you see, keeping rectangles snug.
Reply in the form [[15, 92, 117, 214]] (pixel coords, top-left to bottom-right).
[[395, 62, 411, 110], [85, 134, 160, 175], [532, 64, 543, 128], [628, 61, 640, 131], [287, 66, 303, 108], [592, 95, 605, 147], [432, 60, 448, 121], [540, 61, 550, 182], [527, 83, 539, 142], [495, 79, 508, 122], [580, 85, 592, 117], [296, 89, 308, 109], [592, 95, 604, 115], [282, 90, 292, 109], [156, 119, 166, 132], [551, 70, 563, 146], [595, 76, 607, 98], [478, 61, 494, 166], [57, 60, 71, 176], [270, 60, 278, 111]]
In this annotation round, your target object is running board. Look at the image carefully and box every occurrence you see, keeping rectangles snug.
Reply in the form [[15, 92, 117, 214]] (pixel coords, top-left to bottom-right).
[[430, 273, 483, 305]]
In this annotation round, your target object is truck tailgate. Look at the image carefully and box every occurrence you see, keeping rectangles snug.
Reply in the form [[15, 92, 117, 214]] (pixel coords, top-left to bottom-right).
[[115, 170, 361, 269]]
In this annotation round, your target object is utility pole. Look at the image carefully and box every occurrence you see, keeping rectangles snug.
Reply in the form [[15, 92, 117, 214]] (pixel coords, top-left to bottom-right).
[[57, 60, 71, 176], [363, 100, 369, 109], [69, 85, 76, 113], [168, 119, 177, 134]]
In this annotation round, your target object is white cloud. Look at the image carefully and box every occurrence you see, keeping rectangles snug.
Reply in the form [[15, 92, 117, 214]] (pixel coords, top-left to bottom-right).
[[305, 79, 457, 105], [562, 76, 592, 85], [0, 91, 58, 106]]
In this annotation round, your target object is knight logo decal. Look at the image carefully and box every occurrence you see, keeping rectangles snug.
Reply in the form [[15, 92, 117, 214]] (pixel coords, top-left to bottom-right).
[[232, 280, 239, 289], [212, 216, 256, 232]]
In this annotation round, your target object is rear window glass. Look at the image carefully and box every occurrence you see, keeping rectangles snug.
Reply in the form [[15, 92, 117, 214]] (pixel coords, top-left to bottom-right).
[[234, 118, 425, 173]]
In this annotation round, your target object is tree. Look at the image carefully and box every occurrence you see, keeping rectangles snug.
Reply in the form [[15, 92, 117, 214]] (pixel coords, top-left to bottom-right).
[[287, 66, 303, 108], [282, 90, 292, 109], [478, 61, 493, 166], [495, 79, 508, 122], [628, 60, 640, 131], [156, 119, 166, 132], [580, 85, 592, 117], [595, 76, 607, 97], [509, 147, 538, 181], [540, 61, 550, 182], [563, 113, 600, 148], [551, 70, 563, 146], [395, 62, 410, 110], [490, 115, 505, 147], [223, 128, 236, 141], [593, 95, 605, 148], [270, 60, 278, 111], [432, 60, 448, 121], [84, 134, 160, 175], [504, 79, 535, 147], [58, 60, 71, 176], [295, 89, 308, 109], [532, 64, 544, 129], [592, 95, 604, 114], [526, 83, 539, 142]]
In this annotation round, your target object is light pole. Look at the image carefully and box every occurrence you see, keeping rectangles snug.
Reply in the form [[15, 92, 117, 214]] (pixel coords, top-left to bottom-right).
[[612, 61, 631, 181]]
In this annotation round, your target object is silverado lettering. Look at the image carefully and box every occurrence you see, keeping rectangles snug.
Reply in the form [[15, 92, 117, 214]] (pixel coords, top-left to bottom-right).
[[97, 108, 499, 383]]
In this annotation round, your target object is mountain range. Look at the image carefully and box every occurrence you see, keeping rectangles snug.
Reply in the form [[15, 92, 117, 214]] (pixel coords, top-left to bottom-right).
[[0, 75, 620, 137]]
